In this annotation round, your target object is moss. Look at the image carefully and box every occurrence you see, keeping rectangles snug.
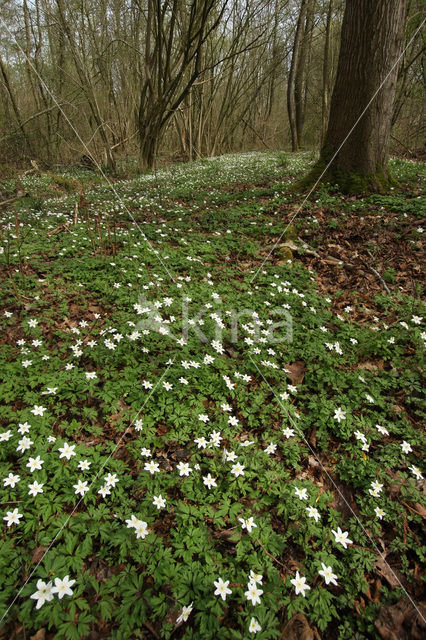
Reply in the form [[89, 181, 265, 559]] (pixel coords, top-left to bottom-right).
[[277, 246, 293, 262], [292, 156, 400, 195], [46, 173, 80, 193], [283, 224, 298, 240]]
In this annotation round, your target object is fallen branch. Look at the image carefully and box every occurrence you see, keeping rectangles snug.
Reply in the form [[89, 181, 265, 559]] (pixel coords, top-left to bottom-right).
[[0, 196, 20, 208], [46, 222, 71, 237], [362, 251, 391, 294]]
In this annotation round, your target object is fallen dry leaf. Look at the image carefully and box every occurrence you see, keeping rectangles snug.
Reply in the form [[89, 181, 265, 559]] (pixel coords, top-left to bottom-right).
[[375, 598, 426, 640], [358, 360, 385, 372], [280, 613, 321, 640], [284, 361, 306, 385], [30, 546, 48, 566], [374, 556, 401, 589]]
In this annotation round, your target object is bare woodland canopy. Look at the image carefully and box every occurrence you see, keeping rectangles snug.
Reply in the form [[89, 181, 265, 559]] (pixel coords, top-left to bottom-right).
[[0, 0, 424, 171]]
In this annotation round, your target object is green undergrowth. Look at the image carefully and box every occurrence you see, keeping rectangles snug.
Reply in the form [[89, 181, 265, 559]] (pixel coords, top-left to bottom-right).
[[0, 152, 424, 640]]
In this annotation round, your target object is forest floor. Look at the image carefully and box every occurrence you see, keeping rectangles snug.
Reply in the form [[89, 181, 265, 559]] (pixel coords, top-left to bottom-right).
[[0, 152, 425, 640]]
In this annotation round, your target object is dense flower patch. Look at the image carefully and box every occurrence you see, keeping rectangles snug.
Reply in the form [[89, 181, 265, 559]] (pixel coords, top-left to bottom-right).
[[0, 153, 424, 639]]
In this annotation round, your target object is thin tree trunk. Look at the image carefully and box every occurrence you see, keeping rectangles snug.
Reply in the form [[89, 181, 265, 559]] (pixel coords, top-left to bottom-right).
[[0, 56, 34, 155], [295, 0, 314, 148], [287, 0, 308, 151], [321, 0, 334, 146]]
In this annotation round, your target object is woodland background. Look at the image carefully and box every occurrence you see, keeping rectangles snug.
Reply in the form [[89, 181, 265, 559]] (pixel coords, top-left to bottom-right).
[[0, 0, 424, 173]]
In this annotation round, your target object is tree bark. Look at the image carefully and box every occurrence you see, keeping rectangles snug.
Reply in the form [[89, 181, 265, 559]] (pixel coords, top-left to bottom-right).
[[314, 0, 407, 192], [294, 0, 314, 149], [0, 56, 35, 156], [320, 0, 334, 146], [287, 0, 308, 152]]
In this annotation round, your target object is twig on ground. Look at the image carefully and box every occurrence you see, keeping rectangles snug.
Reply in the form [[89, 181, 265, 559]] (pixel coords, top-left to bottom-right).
[[361, 251, 392, 294]]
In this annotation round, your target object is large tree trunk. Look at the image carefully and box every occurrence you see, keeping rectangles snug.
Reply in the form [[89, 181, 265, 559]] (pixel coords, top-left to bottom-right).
[[314, 0, 407, 192]]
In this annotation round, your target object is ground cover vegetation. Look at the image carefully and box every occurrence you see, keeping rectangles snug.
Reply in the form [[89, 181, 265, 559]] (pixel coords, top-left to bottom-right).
[[0, 152, 425, 639]]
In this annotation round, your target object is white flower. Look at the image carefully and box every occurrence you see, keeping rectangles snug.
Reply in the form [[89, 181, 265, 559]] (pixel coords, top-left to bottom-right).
[[249, 617, 262, 633], [214, 577, 232, 601], [282, 427, 295, 438], [306, 506, 320, 522], [409, 465, 423, 480], [231, 463, 245, 477], [0, 430, 12, 442], [177, 462, 192, 476], [3, 473, 20, 488], [264, 442, 277, 455], [332, 527, 353, 549], [58, 442, 76, 460], [144, 461, 160, 474], [85, 371, 97, 380], [73, 479, 90, 496], [401, 441, 412, 454], [3, 508, 23, 527], [30, 579, 54, 609], [134, 419, 144, 431], [333, 407, 346, 422], [27, 318, 38, 328], [203, 474, 217, 489], [98, 485, 111, 498], [249, 570, 263, 585], [16, 437, 33, 453], [369, 481, 383, 497], [290, 571, 311, 597], [152, 495, 166, 509], [125, 514, 141, 529], [78, 459, 91, 471], [294, 487, 308, 501], [374, 507, 386, 520], [26, 456, 44, 472], [244, 582, 263, 605], [31, 405, 46, 416], [105, 473, 119, 487], [207, 429, 221, 445], [28, 480, 44, 496], [239, 517, 257, 533], [162, 381, 173, 391], [318, 563, 338, 586], [134, 520, 149, 538], [375, 424, 389, 436], [194, 437, 208, 449], [51, 575, 76, 599], [355, 430, 367, 443], [411, 315, 422, 325], [176, 602, 193, 624]]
